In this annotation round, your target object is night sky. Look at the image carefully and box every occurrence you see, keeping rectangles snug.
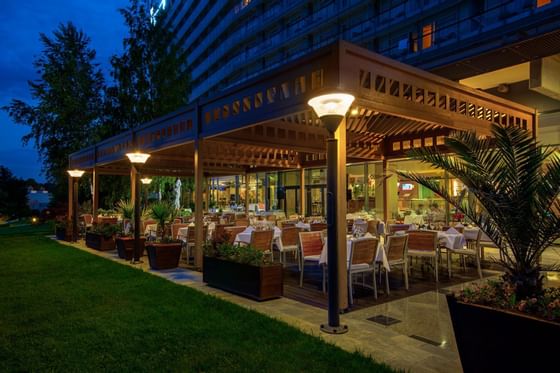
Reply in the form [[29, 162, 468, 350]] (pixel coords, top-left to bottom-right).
[[0, 0, 129, 182]]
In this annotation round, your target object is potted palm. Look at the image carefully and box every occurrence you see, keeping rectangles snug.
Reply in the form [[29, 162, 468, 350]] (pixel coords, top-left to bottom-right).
[[203, 242, 283, 301], [397, 124, 560, 372], [115, 199, 145, 260], [145, 201, 182, 270]]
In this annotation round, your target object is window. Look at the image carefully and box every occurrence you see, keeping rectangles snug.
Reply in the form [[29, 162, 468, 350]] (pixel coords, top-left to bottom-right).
[[537, 0, 552, 7], [422, 22, 435, 49]]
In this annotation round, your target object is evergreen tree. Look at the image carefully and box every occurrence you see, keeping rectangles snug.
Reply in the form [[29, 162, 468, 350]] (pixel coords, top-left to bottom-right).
[[3, 23, 105, 202]]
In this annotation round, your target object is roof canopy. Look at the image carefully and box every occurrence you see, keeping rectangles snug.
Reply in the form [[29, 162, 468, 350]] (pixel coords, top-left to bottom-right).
[[70, 41, 536, 176]]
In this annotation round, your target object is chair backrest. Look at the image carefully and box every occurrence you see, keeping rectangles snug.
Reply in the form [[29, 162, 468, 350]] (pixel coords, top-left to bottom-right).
[[171, 223, 189, 240], [299, 231, 323, 257], [142, 219, 156, 232], [214, 223, 234, 242], [407, 230, 438, 252], [388, 224, 411, 234], [310, 222, 327, 231], [81, 214, 93, 225], [250, 229, 274, 252], [222, 213, 235, 223], [235, 218, 249, 227], [353, 221, 368, 233], [224, 226, 247, 244], [208, 216, 220, 223], [367, 220, 379, 236], [281, 226, 300, 246], [186, 225, 208, 243], [385, 234, 409, 261], [351, 237, 379, 265], [236, 213, 247, 219], [280, 220, 297, 228]]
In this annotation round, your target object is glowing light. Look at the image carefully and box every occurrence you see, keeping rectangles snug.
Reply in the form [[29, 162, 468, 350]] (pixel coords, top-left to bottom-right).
[[308, 93, 355, 118], [141, 177, 153, 185], [126, 152, 150, 164], [67, 169, 85, 178], [32, 217, 38, 223], [350, 108, 359, 116]]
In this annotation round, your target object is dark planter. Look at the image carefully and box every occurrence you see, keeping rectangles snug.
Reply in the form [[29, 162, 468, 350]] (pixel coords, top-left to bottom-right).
[[55, 226, 68, 241], [146, 243, 182, 270], [447, 294, 560, 373], [85, 232, 116, 251], [203, 256, 283, 301], [115, 237, 146, 260]]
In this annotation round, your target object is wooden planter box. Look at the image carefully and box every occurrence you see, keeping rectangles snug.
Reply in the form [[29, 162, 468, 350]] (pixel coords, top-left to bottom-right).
[[55, 227, 69, 241], [203, 256, 283, 301], [145, 243, 182, 270], [447, 294, 560, 373], [115, 237, 146, 260], [85, 232, 116, 251]]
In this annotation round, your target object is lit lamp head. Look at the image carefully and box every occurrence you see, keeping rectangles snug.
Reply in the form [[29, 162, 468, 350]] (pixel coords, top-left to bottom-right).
[[308, 93, 355, 133], [126, 152, 150, 164], [140, 177, 153, 185], [67, 169, 85, 178]]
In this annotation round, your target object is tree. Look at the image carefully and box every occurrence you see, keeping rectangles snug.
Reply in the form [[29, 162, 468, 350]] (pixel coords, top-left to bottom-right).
[[3, 23, 105, 202], [0, 166, 30, 218], [397, 124, 560, 298], [101, 0, 190, 136]]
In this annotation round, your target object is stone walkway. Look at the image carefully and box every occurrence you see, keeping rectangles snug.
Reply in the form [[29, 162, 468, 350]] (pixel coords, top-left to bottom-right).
[[57, 238, 517, 373]]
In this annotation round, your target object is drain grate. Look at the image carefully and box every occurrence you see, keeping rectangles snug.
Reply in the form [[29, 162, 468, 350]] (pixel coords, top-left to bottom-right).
[[409, 334, 441, 346], [367, 314, 401, 326]]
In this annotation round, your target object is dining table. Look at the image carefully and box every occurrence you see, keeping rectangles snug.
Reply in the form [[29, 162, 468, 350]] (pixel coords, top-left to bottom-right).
[[436, 228, 466, 250], [319, 234, 390, 272], [177, 222, 215, 241]]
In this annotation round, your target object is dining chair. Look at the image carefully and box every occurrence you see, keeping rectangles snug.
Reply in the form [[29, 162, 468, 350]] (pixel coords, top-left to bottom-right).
[[447, 228, 483, 279], [213, 223, 235, 244], [367, 220, 379, 236], [234, 218, 249, 227], [173, 218, 183, 224], [250, 229, 274, 260], [388, 224, 411, 234], [275, 226, 301, 265], [407, 230, 439, 282], [142, 219, 156, 234], [347, 237, 379, 304], [310, 222, 327, 232], [266, 214, 277, 223], [298, 231, 323, 287], [224, 226, 247, 244], [383, 234, 409, 294], [184, 225, 208, 264], [353, 220, 368, 234], [171, 223, 189, 240]]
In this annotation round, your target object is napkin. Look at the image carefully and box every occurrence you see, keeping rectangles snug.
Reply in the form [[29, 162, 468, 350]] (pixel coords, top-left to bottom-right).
[[446, 227, 459, 234]]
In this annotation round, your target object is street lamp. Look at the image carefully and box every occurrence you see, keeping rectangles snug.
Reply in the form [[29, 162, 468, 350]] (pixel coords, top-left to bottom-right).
[[126, 152, 150, 264], [67, 169, 85, 242], [308, 93, 354, 334], [140, 177, 152, 185]]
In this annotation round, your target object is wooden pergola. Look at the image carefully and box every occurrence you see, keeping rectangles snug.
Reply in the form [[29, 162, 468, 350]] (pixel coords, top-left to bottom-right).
[[69, 40, 536, 309]]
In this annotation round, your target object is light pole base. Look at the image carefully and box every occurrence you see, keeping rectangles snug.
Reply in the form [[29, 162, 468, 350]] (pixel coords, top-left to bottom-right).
[[320, 323, 348, 334]]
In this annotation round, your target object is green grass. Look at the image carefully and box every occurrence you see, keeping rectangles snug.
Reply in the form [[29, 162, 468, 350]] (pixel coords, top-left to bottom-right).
[[0, 226, 394, 372]]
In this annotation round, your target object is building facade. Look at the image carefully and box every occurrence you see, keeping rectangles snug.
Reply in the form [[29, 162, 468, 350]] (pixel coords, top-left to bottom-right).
[[152, 0, 559, 221]]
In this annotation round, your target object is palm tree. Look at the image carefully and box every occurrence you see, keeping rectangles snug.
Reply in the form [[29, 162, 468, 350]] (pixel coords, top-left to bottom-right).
[[150, 201, 173, 241], [396, 124, 560, 298]]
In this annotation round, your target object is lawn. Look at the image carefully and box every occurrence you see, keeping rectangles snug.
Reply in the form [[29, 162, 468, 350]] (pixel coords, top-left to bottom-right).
[[0, 225, 394, 372]]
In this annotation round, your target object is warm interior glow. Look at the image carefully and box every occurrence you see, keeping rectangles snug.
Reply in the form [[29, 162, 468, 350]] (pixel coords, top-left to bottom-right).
[[308, 93, 355, 118], [350, 108, 359, 116], [67, 169, 85, 178], [141, 177, 153, 185], [422, 23, 434, 49], [126, 152, 151, 164]]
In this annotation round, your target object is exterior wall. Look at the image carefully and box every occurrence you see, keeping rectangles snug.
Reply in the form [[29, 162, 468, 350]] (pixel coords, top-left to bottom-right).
[[161, 0, 560, 100]]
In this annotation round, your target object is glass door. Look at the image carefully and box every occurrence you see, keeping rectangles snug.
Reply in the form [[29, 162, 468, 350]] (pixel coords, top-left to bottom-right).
[[284, 187, 299, 217], [307, 185, 326, 217]]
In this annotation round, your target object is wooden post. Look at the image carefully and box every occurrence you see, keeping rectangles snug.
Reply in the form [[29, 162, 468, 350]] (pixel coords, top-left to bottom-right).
[[363, 163, 369, 211], [335, 118, 348, 311], [299, 168, 306, 216], [244, 172, 249, 213], [194, 139, 204, 268], [92, 167, 99, 222], [67, 175, 73, 227], [382, 159, 388, 222]]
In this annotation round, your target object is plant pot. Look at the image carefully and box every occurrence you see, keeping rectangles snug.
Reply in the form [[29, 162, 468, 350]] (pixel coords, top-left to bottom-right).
[[203, 256, 283, 301], [115, 237, 145, 260], [85, 232, 116, 251], [446, 294, 560, 373], [145, 243, 182, 270], [55, 226, 68, 241]]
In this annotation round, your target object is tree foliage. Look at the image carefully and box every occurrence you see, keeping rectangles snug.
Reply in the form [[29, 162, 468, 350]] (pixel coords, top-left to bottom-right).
[[397, 124, 560, 298], [2, 22, 105, 202], [0, 166, 30, 218]]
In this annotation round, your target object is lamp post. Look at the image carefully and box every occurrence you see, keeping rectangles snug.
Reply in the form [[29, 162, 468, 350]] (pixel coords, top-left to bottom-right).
[[308, 93, 354, 334], [126, 152, 151, 264], [67, 169, 85, 242], [141, 177, 152, 209]]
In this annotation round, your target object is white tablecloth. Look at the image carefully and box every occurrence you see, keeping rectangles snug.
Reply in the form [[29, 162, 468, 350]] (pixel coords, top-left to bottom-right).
[[463, 227, 480, 241], [437, 230, 466, 250], [234, 226, 282, 245], [295, 222, 311, 230], [319, 235, 389, 271], [404, 214, 425, 225], [177, 223, 215, 241]]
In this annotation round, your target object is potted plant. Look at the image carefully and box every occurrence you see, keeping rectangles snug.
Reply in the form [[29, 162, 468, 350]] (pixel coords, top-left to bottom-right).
[[55, 221, 70, 241], [144, 201, 182, 270], [85, 223, 119, 251], [397, 124, 560, 372], [114, 199, 145, 260], [203, 242, 283, 301]]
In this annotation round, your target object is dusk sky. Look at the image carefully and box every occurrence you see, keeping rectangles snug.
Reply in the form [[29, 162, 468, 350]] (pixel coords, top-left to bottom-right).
[[0, 0, 129, 182]]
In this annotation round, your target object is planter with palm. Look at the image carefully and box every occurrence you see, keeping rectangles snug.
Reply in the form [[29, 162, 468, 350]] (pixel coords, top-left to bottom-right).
[[115, 199, 144, 260], [145, 201, 181, 269], [397, 124, 560, 372]]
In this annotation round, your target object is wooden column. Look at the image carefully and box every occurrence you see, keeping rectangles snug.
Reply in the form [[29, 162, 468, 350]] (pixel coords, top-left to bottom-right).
[[244, 172, 249, 213], [67, 175, 73, 224], [130, 167, 137, 205], [92, 167, 99, 222], [299, 168, 306, 216], [205, 176, 210, 212], [335, 118, 348, 311], [194, 139, 204, 268], [382, 159, 388, 222], [363, 163, 369, 211]]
